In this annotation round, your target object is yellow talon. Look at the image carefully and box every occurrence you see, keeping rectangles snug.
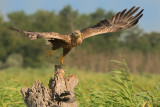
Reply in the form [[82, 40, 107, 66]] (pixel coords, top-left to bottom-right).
[[56, 56, 64, 64], [60, 56, 64, 64], [47, 50, 54, 57]]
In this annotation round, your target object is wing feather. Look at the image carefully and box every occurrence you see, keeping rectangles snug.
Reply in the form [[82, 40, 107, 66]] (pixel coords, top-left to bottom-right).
[[9, 27, 71, 43], [119, 9, 127, 20], [81, 6, 144, 39]]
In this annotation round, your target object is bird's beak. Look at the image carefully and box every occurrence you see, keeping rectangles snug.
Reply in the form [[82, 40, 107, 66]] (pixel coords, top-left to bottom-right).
[[78, 34, 81, 38]]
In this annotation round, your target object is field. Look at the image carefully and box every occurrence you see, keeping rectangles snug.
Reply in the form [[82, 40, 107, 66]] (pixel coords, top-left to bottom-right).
[[0, 60, 160, 107]]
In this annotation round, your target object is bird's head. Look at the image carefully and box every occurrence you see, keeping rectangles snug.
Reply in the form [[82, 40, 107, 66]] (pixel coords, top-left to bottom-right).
[[71, 30, 82, 39]]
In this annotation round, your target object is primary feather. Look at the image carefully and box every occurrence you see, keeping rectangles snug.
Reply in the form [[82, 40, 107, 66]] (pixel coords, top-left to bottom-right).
[[81, 6, 144, 39], [9, 27, 71, 43]]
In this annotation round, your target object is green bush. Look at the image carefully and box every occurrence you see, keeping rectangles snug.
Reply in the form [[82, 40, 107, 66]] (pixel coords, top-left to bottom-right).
[[5, 53, 23, 68]]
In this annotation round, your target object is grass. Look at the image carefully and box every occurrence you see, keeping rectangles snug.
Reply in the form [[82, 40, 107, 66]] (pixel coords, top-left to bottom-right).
[[0, 60, 160, 107]]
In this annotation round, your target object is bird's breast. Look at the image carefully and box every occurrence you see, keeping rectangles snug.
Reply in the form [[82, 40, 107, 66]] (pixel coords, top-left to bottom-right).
[[71, 38, 82, 47]]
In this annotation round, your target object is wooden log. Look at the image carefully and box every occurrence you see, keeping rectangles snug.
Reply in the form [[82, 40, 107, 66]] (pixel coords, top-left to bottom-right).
[[21, 65, 78, 107]]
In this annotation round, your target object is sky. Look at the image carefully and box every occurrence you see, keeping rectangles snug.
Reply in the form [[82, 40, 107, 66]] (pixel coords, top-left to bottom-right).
[[0, 0, 159, 33]]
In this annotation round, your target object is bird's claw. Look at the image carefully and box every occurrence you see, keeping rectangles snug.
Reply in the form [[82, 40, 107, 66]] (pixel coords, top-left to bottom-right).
[[56, 56, 64, 65], [47, 50, 54, 57]]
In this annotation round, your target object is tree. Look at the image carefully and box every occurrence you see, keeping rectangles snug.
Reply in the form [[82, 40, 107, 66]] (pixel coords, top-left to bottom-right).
[[58, 5, 78, 34]]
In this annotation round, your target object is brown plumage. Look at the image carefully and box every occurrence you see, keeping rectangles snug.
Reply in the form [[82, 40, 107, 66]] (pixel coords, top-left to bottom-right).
[[10, 6, 144, 64]]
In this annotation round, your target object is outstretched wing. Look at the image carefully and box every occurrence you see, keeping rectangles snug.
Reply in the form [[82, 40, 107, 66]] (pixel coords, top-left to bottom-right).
[[9, 27, 71, 43], [81, 6, 144, 39]]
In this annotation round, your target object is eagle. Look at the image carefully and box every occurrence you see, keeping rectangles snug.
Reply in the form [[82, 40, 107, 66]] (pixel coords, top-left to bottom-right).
[[10, 6, 143, 64]]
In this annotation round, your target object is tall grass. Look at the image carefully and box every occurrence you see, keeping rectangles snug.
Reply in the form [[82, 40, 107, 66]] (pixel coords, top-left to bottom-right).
[[64, 50, 160, 73], [0, 60, 160, 107], [75, 59, 160, 106]]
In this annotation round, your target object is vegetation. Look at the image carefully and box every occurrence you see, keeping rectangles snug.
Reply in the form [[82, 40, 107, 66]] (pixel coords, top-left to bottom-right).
[[0, 5, 160, 72], [0, 60, 160, 107], [0, 5, 160, 107]]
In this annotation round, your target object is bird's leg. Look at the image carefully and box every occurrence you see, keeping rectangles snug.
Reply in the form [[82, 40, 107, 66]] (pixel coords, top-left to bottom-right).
[[60, 56, 64, 65], [47, 50, 54, 57], [56, 56, 64, 65], [56, 48, 71, 65]]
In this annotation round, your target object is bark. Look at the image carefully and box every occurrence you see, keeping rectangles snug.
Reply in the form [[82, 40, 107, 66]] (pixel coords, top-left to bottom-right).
[[21, 65, 78, 107]]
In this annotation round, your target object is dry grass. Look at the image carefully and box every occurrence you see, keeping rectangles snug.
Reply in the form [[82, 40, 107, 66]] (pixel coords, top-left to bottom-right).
[[62, 50, 160, 73]]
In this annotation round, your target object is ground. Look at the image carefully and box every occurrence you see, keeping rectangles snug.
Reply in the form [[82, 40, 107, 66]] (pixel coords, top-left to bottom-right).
[[0, 66, 160, 107]]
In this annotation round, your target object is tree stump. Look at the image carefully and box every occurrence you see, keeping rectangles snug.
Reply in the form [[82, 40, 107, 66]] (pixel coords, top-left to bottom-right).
[[21, 65, 78, 107]]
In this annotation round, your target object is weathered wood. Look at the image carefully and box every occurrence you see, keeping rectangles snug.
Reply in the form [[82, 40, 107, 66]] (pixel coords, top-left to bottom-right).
[[21, 65, 78, 107]]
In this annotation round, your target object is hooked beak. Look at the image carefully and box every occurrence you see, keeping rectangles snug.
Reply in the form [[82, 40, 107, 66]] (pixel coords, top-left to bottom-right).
[[78, 34, 81, 38]]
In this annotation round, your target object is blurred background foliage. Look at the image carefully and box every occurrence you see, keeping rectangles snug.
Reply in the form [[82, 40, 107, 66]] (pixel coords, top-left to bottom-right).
[[0, 5, 160, 73]]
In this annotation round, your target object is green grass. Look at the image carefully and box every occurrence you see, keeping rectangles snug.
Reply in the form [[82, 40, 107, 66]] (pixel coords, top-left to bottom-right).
[[0, 60, 160, 107]]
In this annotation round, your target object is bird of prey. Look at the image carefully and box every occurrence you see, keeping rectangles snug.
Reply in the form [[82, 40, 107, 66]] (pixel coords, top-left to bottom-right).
[[10, 6, 143, 64]]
